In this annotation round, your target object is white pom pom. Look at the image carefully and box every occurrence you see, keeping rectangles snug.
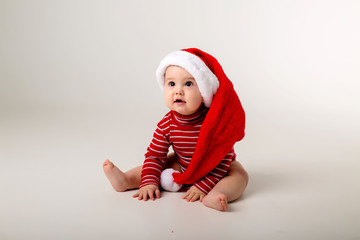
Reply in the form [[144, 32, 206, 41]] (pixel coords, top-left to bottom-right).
[[160, 168, 183, 192]]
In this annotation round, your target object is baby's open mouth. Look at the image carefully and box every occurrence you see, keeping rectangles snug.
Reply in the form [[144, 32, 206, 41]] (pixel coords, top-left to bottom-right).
[[174, 99, 185, 103]]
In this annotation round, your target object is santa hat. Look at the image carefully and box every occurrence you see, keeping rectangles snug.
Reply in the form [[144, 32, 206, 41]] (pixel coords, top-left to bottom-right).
[[156, 48, 246, 186], [156, 50, 219, 108]]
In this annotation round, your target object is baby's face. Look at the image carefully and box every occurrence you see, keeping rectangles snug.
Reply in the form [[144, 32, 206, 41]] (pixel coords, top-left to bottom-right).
[[164, 66, 203, 115]]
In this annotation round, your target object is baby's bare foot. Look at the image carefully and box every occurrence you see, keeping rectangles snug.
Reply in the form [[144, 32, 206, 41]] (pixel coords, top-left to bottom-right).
[[103, 159, 129, 192], [203, 192, 228, 211]]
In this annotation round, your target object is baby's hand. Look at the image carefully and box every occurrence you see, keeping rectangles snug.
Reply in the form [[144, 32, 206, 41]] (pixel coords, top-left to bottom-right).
[[182, 185, 206, 202], [133, 185, 160, 201]]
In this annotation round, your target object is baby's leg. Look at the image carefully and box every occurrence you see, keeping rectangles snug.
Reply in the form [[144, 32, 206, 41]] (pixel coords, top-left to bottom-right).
[[103, 153, 180, 192], [202, 161, 249, 211], [103, 159, 141, 192]]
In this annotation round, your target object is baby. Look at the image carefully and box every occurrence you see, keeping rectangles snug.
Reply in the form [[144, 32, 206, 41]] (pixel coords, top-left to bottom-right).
[[103, 48, 248, 211]]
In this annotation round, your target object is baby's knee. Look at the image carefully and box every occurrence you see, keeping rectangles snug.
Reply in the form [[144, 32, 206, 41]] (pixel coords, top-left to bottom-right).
[[229, 161, 249, 183]]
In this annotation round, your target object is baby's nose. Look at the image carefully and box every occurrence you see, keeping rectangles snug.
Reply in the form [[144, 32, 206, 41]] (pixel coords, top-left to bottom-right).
[[175, 87, 184, 95]]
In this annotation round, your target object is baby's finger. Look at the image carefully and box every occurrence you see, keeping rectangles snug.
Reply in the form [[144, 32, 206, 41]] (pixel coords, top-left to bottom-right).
[[137, 191, 144, 200], [182, 191, 190, 199], [142, 192, 149, 201], [141, 191, 149, 201], [186, 192, 196, 202], [155, 189, 161, 199], [132, 191, 140, 198], [148, 189, 155, 201], [190, 193, 199, 202]]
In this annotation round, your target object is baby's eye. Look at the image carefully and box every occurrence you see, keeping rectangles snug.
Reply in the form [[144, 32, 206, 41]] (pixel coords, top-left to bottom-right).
[[185, 81, 193, 87], [168, 81, 175, 87]]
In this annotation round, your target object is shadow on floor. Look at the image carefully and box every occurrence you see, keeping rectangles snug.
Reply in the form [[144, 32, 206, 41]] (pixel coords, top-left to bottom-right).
[[238, 170, 292, 200]]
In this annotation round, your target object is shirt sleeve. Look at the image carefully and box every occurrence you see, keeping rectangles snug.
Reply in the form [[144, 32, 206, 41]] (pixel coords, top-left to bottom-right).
[[139, 120, 171, 188], [193, 149, 235, 194]]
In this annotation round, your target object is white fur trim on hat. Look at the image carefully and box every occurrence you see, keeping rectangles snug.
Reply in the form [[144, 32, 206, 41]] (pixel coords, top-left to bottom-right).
[[156, 50, 219, 108]]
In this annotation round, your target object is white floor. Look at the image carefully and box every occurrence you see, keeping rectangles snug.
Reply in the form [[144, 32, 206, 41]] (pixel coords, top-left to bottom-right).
[[1, 108, 359, 240]]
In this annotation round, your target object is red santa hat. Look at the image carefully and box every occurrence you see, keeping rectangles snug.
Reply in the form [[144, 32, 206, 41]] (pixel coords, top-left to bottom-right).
[[156, 48, 246, 185]]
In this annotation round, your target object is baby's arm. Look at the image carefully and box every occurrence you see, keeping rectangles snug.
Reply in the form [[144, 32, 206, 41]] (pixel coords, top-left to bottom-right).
[[133, 184, 160, 201], [137, 115, 171, 200]]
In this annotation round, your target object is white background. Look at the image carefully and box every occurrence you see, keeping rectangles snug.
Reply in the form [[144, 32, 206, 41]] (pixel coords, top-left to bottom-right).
[[1, 0, 359, 239]]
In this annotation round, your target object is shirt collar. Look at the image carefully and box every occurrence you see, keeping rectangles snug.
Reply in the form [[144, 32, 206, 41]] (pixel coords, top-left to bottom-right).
[[172, 104, 208, 126]]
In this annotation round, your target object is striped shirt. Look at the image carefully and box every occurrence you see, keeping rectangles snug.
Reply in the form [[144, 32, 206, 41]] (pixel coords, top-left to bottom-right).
[[140, 106, 236, 194]]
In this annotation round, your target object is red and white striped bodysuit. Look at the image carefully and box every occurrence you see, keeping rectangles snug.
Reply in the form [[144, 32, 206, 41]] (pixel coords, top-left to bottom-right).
[[139, 106, 236, 194]]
